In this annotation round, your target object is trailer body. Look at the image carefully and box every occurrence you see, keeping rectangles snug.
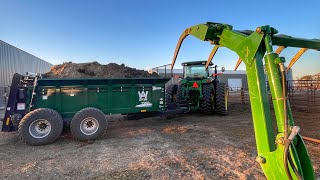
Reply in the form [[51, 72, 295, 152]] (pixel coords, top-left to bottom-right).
[[34, 78, 168, 117], [1, 74, 170, 132]]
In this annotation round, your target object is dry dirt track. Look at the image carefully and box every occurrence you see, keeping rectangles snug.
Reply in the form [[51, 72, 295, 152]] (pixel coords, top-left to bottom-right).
[[0, 103, 319, 179]]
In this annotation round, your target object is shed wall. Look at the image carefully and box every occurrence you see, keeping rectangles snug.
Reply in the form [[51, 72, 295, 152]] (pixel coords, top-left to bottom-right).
[[0, 40, 52, 87]]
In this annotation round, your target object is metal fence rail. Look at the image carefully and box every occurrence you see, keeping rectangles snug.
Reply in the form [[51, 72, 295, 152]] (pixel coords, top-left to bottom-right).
[[228, 88, 250, 104], [150, 64, 183, 87], [228, 81, 320, 141], [150, 64, 173, 78], [228, 80, 320, 112], [287, 80, 320, 112]]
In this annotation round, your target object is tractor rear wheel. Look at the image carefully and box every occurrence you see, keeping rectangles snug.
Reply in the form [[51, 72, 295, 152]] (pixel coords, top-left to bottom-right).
[[215, 82, 228, 115], [165, 84, 177, 106], [166, 84, 184, 109], [176, 84, 185, 104], [202, 84, 214, 114]]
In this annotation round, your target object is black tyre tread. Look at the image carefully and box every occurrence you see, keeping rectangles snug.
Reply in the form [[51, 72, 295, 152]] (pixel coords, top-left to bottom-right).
[[202, 84, 214, 114], [165, 84, 177, 106], [18, 108, 63, 146], [176, 84, 184, 104], [70, 107, 107, 141], [215, 83, 228, 116]]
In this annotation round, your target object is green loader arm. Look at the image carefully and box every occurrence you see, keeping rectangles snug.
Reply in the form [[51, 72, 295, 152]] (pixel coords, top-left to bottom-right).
[[171, 22, 320, 180]]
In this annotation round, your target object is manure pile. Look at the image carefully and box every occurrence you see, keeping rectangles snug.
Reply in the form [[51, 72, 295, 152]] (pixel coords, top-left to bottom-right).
[[43, 61, 159, 78]]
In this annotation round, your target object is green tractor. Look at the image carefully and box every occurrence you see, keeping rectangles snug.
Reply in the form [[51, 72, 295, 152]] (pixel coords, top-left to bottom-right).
[[166, 61, 228, 115]]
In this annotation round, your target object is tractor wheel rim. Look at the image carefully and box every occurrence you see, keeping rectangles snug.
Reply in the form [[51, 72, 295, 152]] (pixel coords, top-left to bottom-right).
[[80, 117, 99, 135], [29, 119, 51, 139]]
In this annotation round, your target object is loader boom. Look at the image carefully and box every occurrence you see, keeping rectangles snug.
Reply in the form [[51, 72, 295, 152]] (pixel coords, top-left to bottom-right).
[[172, 22, 320, 179]]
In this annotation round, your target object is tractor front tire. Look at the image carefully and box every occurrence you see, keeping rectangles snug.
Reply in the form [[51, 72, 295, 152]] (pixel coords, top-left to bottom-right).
[[70, 107, 107, 141], [215, 83, 228, 115], [202, 84, 214, 114], [18, 108, 63, 146]]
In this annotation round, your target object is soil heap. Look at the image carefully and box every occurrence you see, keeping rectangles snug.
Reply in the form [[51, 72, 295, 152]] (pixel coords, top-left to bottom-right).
[[43, 61, 159, 78]]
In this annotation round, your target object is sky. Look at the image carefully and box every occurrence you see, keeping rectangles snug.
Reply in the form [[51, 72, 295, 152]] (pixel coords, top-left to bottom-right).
[[0, 0, 319, 79]]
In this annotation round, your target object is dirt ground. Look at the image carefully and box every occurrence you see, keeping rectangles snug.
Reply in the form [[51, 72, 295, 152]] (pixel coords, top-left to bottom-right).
[[0, 103, 318, 179]]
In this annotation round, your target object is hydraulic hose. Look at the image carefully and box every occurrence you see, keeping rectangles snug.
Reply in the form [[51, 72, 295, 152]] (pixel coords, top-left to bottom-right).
[[284, 141, 293, 180], [288, 126, 303, 180], [280, 63, 292, 179], [280, 63, 303, 180], [288, 150, 303, 180], [280, 64, 288, 140]]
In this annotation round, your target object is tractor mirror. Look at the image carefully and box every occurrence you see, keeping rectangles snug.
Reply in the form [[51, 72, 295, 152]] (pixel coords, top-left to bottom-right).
[[221, 66, 225, 72]]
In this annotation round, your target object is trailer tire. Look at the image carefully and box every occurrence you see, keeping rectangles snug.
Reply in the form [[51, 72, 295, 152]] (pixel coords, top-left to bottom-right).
[[202, 84, 214, 114], [71, 107, 107, 141], [18, 108, 63, 146], [215, 83, 228, 116]]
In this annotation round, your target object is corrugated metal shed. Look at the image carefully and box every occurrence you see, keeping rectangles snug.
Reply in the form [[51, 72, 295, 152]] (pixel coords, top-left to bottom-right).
[[0, 40, 53, 87]]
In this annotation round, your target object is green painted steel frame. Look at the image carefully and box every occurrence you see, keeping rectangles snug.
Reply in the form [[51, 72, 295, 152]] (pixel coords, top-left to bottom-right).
[[175, 22, 320, 179], [29, 78, 169, 118]]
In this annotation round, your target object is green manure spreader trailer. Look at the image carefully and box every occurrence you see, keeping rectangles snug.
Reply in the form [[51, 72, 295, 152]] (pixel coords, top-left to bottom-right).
[[1, 74, 187, 145]]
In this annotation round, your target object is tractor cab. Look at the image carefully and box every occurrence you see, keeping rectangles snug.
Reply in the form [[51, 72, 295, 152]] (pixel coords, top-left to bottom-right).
[[182, 61, 225, 80], [182, 61, 213, 79]]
